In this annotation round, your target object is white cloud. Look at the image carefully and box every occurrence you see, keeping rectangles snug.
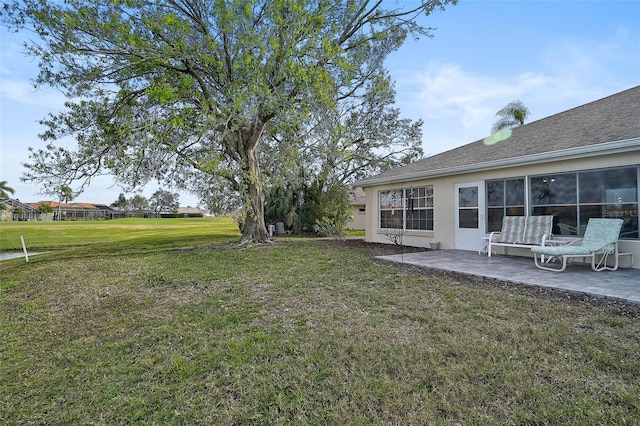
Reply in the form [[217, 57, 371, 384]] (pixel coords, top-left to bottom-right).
[[395, 63, 549, 153], [392, 32, 638, 157], [0, 79, 67, 110]]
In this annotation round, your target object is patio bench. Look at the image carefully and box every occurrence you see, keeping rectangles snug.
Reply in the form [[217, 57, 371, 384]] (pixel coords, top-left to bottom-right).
[[484, 215, 554, 257]]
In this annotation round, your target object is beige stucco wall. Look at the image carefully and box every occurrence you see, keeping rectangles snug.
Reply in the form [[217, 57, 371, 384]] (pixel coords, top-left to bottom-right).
[[363, 151, 640, 268], [363, 176, 454, 249], [346, 205, 366, 230], [0, 207, 12, 221]]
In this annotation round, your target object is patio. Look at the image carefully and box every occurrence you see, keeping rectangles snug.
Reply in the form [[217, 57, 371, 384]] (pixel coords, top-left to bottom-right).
[[376, 250, 640, 305]]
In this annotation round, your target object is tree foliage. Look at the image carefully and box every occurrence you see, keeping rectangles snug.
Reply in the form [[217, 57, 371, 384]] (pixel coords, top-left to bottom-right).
[[0, 181, 16, 198], [111, 193, 128, 209], [264, 184, 300, 230], [2, 0, 455, 242], [52, 185, 74, 221], [307, 182, 352, 238], [59, 185, 73, 204], [12, 207, 25, 220], [262, 70, 423, 235], [36, 203, 54, 220], [264, 180, 352, 236], [149, 189, 180, 216], [129, 194, 149, 215], [264, 71, 424, 187], [0, 181, 16, 211], [37, 203, 54, 213], [491, 99, 530, 134]]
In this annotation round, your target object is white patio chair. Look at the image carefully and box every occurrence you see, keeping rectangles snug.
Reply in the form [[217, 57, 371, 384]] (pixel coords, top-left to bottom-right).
[[557, 222, 577, 236]]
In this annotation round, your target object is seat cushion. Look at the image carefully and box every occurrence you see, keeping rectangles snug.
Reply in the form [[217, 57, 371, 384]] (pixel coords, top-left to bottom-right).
[[521, 215, 553, 245], [500, 216, 526, 243], [531, 245, 593, 256]]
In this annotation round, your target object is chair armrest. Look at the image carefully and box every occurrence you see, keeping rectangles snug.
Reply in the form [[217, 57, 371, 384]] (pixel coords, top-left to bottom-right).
[[488, 231, 501, 242], [550, 238, 582, 247]]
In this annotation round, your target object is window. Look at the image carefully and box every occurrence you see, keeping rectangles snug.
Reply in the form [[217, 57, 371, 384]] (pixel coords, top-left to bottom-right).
[[485, 167, 639, 239], [531, 173, 578, 235], [458, 186, 479, 228], [486, 178, 525, 232], [406, 186, 434, 230], [578, 167, 638, 238], [379, 186, 434, 230], [379, 189, 403, 229], [530, 167, 638, 239]]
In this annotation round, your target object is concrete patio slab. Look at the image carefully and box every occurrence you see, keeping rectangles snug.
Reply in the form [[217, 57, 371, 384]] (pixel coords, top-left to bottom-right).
[[376, 250, 640, 305]]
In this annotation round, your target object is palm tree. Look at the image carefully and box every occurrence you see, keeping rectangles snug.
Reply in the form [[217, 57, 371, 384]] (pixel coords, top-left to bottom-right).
[[0, 181, 15, 198], [12, 207, 25, 221], [491, 100, 530, 134], [57, 185, 74, 221], [37, 203, 54, 221]]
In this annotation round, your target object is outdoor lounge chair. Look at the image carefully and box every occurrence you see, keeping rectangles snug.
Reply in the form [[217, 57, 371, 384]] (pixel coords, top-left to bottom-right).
[[531, 218, 624, 272]]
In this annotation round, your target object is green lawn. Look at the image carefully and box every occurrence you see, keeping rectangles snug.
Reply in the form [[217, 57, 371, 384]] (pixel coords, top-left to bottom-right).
[[0, 217, 240, 253], [1, 218, 638, 424]]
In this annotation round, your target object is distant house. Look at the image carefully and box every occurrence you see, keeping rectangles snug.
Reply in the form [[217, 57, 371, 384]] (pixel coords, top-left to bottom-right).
[[346, 187, 366, 230], [356, 86, 640, 268], [0, 199, 125, 221], [161, 207, 205, 218], [1, 199, 205, 221], [0, 199, 205, 221], [91, 203, 125, 219], [0, 199, 38, 221], [26, 201, 124, 221]]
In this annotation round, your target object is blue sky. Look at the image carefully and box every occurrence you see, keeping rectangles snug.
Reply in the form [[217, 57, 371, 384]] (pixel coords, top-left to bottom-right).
[[1, 0, 639, 207]]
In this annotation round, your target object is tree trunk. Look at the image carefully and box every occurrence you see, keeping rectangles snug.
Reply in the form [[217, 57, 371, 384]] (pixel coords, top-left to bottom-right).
[[236, 124, 269, 243], [241, 177, 268, 243]]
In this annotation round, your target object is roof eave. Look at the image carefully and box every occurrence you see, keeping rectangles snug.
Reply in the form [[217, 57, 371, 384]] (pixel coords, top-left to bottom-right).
[[357, 137, 640, 187]]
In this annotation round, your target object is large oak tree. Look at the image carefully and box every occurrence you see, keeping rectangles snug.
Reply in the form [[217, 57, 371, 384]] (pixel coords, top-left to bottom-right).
[[2, 0, 455, 242]]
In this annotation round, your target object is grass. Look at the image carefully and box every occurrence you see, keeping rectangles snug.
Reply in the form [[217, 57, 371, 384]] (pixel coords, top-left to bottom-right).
[[1, 218, 639, 424], [343, 229, 365, 237], [0, 217, 240, 253]]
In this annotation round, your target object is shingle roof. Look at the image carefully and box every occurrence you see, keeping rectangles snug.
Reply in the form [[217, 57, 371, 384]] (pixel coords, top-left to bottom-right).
[[177, 207, 204, 215], [27, 201, 115, 211], [0, 198, 37, 212], [358, 85, 640, 186]]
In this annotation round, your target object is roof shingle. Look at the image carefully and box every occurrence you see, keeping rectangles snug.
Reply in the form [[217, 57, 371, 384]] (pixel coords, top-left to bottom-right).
[[358, 86, 640, 186]]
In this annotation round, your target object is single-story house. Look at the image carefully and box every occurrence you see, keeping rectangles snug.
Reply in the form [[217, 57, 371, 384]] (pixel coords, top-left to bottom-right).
[[356, 86, 640, 268], [27, 201, 124, 221], [346, 187, 366, 230], [0, 198, 39, 221], [0, 199, 125, 221], [160, 207, 206, 218]]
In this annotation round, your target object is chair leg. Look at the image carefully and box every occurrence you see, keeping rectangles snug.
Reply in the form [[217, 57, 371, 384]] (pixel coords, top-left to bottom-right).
[[533, 253, 568, 272], [592, 252, 619, 271]]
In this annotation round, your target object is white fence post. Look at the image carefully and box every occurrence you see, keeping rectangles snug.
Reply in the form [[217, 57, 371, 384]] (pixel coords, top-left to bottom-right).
[[20, 235, 29, 262]]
